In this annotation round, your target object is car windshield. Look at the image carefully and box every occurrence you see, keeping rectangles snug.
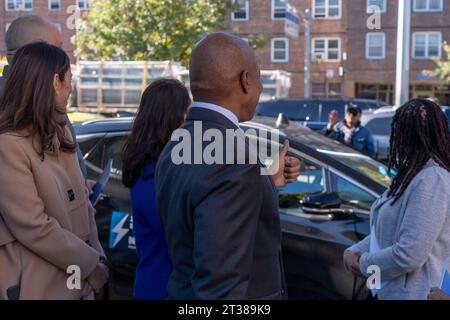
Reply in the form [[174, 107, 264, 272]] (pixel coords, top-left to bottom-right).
[[317, 149, 391, 188], [279, 123, 392, 188]]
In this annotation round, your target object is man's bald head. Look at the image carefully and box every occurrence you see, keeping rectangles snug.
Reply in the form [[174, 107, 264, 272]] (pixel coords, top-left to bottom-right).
[[189, 32, 262, 121], [5, 15, 62, 64]]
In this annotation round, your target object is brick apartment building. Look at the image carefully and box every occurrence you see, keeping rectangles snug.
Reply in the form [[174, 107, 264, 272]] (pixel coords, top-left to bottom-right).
[[1, 0, 450, 104], [228, 0, 450, 104], [0, 0, 90, 62]]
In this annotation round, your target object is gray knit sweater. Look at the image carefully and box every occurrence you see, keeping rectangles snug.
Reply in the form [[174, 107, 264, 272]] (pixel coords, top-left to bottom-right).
[[347, 160, 450, 300]]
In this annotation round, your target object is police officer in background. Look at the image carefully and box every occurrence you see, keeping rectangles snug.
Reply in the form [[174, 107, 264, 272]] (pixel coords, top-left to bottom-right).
[[322, 105, 375, 158]]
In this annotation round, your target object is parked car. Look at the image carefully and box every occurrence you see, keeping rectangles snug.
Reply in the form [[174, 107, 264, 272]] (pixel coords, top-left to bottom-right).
[[74, 116, 392, 300], [361, 106, 450, 162], [256, 98, 388, 131]]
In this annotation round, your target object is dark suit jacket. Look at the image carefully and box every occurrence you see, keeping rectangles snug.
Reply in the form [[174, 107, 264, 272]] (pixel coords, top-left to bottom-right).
[[155, 107, 287, 300]]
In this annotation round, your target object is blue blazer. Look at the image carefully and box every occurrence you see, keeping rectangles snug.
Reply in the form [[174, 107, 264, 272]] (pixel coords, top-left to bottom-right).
[[131, 163, 172, 300]]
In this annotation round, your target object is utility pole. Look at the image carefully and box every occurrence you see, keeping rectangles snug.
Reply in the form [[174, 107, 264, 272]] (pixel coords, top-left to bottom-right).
[[282, 1, 312, 98], [395, 0, 411, 107], [303, 9, 312, 98]]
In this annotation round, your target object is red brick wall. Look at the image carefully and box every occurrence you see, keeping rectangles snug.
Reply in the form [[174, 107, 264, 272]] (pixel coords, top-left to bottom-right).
[[1, 0, 449, 101], [226, 0, 450, 100]]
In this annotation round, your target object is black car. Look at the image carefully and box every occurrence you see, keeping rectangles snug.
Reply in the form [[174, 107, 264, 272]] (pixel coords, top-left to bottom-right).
[[256, 98, 388, 131], [75, 116, 392, 300]]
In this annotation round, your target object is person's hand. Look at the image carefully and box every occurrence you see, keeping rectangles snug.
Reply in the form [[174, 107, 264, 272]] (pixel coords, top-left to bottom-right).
[[87, 262, 109, 292], [428, 287, 450, 300], [86, 179, 102, 206], [344, 251, 364, 278], [284, 156, 301, 184], [86, 179, 96, 193], [327, 110, 339, 131], [80, 281, 94, 299], [271, 140, 290, 187], [87, 198, 96, 217]]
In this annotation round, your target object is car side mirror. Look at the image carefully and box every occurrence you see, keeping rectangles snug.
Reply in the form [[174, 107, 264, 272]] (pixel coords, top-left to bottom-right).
[[276, 113, 290, 129], [301, 192, 354, 219]]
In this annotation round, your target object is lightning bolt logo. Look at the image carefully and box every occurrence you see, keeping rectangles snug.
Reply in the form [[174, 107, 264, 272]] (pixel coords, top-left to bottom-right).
[[110, 212, 129, 249]]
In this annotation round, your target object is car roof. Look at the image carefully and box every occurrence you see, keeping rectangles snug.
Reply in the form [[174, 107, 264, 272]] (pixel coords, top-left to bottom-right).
[[258, 97, 385, 104], [74, 117, 134, 135], [363, 105, 449, 118]]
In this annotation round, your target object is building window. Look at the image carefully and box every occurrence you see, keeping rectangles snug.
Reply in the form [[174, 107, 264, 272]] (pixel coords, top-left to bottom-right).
[[313, 38, 341, 62], [5, 24, 11, 32], [49, 0, 60, 10], [366, 33, 386, 60], [6, 0, 33, 11], [313, 0, 341, 19], [312, 83, 342, 97], [271, 38, 289, 63], [272, 0, 286, 20], [328, 83, 342, 96], [366, 0, 386, 13], [232, 0, 249, 21], [77, 0, 91, 10], [356, 83, 394, 104], [312, 83, 326, 97], [413, 32, 442, 59], [413, 0, 443, 12]]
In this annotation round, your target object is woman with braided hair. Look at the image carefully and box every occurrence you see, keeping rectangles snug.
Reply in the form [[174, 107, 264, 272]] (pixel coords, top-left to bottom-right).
[[343, 98, 450, 300]]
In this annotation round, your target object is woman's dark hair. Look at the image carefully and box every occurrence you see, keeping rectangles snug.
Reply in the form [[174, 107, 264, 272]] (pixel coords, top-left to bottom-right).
[[387, 98, 450, 203], [0, 41, 74, 158], [122, 78, 190, 188]]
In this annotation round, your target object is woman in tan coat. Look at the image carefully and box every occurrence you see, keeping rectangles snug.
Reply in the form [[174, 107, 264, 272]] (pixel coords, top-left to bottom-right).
[[0, 42, 108, 299]]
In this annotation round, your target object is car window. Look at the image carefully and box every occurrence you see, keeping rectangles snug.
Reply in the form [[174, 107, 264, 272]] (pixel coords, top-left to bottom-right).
[[83, 135, 126, 176], [256, 100, 319, 121], [445, 109, 450, 129], [330, 172, 376, 211], [103, 136, 127, 176], [365, 117, 392, 136], [246, 134, 326, 209], [78, 137, 102, 157], [278, 158, 326, 209], [84, 137, 105, 171]]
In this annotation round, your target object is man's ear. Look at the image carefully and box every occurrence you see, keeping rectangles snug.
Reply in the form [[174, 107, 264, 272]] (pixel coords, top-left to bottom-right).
[[53, 73, 61, 93], [240, 70, 250, 94]]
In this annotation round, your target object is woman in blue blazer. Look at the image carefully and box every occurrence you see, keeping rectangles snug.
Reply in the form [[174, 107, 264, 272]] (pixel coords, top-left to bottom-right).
[[122, 79, 190, 299]]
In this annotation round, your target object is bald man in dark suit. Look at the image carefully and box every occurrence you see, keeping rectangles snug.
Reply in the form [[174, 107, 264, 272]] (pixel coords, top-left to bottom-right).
[[156, 32, 299, 300]]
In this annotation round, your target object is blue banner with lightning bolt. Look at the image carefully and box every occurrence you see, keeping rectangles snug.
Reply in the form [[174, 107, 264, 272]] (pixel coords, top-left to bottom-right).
[[109, 211, 135, 250]]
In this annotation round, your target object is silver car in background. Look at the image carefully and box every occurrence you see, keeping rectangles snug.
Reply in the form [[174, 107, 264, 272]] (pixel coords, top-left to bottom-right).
[[361, 106, 450, 163]]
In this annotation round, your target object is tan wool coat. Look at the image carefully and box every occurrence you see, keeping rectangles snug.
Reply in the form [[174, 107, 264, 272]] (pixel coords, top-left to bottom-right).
[[0, 127, 104, 299]]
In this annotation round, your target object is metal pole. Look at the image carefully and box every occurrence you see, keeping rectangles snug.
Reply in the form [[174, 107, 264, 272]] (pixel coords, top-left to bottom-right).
[[304, 9, 312, 98], [395, 0, 411, 107]]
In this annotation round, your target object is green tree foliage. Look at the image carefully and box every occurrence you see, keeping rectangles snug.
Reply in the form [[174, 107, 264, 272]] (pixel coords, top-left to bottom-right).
[[75, 0, 235, 65], [424, 42, 450, 82]]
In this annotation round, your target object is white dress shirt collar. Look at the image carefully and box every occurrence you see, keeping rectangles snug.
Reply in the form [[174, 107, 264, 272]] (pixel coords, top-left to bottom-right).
[[191, 101, 240, 128]]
